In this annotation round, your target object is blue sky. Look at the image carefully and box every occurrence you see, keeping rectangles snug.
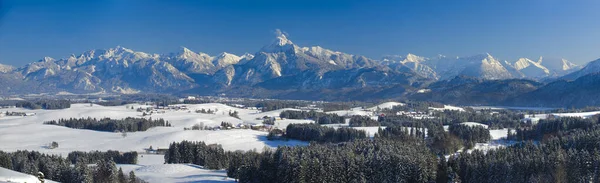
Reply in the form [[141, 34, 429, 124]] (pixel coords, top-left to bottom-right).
[[0, 0, 599, 66]]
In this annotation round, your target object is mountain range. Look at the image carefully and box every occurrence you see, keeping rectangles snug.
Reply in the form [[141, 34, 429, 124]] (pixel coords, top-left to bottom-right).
[[0, 31, 599, 106]]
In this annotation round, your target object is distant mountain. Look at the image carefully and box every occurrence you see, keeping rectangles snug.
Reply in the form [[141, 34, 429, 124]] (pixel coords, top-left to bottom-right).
[[214, 31, 382, 87], [0, 63, 14, 73], [539, 57, 580, 76], [385, 53, 581, 81], [388, 53, 519, 80], [382, 54, 438, 79], [0, 30, 595, 105], [508, 73, 600, 107], [409, 75, 542, 105], [561, 58, 600, 81], [512, 57, 551, 79]]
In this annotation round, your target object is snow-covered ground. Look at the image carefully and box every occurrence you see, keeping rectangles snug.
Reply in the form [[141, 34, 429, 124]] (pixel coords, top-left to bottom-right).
[[469, 106, 556, 111], [551, 111, 600, 118], [0, 103, 312, 182], [326, 109, 372, 117], [459, 122, 489, 128], [0, 167, 58, 183], [0, 103, 307, 157], [365, 102, 405, 111], [429, 105, 465, 112]]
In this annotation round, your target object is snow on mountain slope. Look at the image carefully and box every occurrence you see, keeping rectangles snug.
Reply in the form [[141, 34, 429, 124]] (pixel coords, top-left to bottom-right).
[[561, 58, 600, 80], [538, 57, 580, 76], [513, 58, 550, 78], [222, 30, 382, 86], [429, 53, 515, 80], [0, 64, 14, 73], [382, 54, 438, 79]]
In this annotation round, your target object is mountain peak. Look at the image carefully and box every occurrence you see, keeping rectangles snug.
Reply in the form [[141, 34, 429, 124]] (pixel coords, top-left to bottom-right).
[[261, 29, 295, 52], [39, 56, 55, 62]]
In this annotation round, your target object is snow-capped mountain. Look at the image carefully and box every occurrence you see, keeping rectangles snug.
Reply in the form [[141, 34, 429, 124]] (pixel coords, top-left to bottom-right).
[[0, 63, 15, 73], [422, 53, 515, 80], [512, 58, 551, 78], [539, 57, 580, 75], [561, 58, 600, 80], [384, 53, 581, 81], [218, 30, 381, 86], [382, 54, 438, 79], [0, 30, 594, 100]]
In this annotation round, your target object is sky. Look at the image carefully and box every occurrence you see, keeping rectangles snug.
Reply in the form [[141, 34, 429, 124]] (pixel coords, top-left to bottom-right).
[[0, 0, 599, 67]]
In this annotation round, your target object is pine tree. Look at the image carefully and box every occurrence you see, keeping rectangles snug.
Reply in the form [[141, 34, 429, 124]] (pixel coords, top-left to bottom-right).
[[118, 168, 127, 183], [128, 171, 137, 183]]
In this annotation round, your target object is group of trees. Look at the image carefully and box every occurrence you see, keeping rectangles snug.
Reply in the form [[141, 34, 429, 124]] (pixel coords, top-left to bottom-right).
[[448, 124, 491, 148], [164, 141, 229, 170], [67, 150, 138, 164], [509, 116, 598, 141], [165, 139, 438, 183], [349, 115, 380, 127], [256, 101, 306, 112], [283, 124, 367, 143], [44, 117, 171, 132], [0, 150, 145, 183], [279, 110, 345, 124], [15, 99, 71, 110]]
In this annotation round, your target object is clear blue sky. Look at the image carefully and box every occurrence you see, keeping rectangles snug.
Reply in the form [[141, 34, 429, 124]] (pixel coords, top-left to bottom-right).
[[1, 0, 599, 66]]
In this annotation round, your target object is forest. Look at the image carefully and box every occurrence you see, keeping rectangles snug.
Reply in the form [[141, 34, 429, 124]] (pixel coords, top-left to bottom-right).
[[67, 150, 138, 164], [279, 110, 345, 124], [15, 99, 71, 110], [44, 117, 171, 132], [0, 150, 145, 183], [159, 107, 600, 183], [283, 123, 367, 143]]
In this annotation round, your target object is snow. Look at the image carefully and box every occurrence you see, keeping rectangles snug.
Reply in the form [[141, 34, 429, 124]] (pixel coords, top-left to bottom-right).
[[429, 105, 465, 112], [120, 164, 234, 183], [272, 119, 314, 129], [326, 109, 371, 117], [365, 102, 405, 111], [0, 103, 307, 157], [469, 106, 556, 111], [490, 129, 509, 140], [551, 111, 600, 118], [0, 167, 58, 183], [459, 122, 488, 128]]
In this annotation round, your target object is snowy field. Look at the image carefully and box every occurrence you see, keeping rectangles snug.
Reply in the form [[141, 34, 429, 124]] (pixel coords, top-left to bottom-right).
[[0, 103, 314, 182], [429, 105, 465, 112], [0, 167, 58, 183], [365, 102, 405, 111], [0, 103, 308, 156], [469, 106, 557, 111]]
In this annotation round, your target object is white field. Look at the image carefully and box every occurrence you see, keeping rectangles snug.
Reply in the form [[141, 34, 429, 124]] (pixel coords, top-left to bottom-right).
[[459, 122, 489, 128], [326, 109, 372, 117], [0, 167, 58, 183], [429, 105, 465, 112], [0, 103, 308, 157], [365, 102, 405, 111], [551, 111, 600, 118], [0, 103, 312, 182]]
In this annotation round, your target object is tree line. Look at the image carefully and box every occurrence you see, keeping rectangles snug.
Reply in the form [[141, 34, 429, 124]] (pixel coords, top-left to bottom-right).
[[448, 124, 491, 149], [15, 99, 71, 110], [44, 117, 171, 132], [164, 139, 438, 183], [283, 123, 367, 143], [67, 150, 138, 164], [279, 110, 345, 124], [0, 150, 145, 183]]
